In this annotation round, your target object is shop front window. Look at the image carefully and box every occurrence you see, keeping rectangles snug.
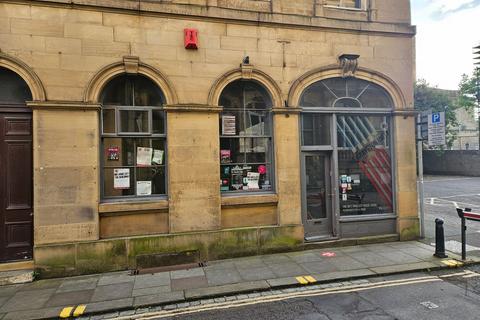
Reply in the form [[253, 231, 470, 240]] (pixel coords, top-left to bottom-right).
[[300, 77, 394, 216], [337, 115, 392, 215], [100, 74, 167, 199], [219, 80, 274, 193]]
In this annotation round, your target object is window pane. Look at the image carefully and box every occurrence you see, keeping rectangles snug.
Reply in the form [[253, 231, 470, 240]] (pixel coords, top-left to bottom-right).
[[152, 110, 165, 134], [244, 138, 269, 163], [104, 167, 135, 197], [119, 110, 149, 133], [244, 111, 270, 136], [220, 138, 244, 163], [0, 67, 32, 103], [103, 137, 135, 167], [100, 74, 165, 106], [300, 82, 336, 108], [136, 138, 166, 166], [337, 116, 392, 216], [220, 111, 244, 136], [358, 83, 393, 108], [220, 163, 272, 192], [302, 114, 331, 146], [136, 167, 166, 195], [102, 109, 116, 133]]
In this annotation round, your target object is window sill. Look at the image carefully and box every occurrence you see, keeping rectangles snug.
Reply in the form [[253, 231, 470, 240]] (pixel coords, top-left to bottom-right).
[[221, 193, 278, 208], [339, 214, 396, 222], [323, 5, 364, 12], [99, 199, 169, 214]]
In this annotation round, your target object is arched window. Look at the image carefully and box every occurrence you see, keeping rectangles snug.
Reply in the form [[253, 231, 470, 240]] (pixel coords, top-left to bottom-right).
[[300, 77, 393, 109], [300, 77, 393, 216], [219, 80, 274, 193], [100, 74, 167, 199], [0, 67, 32, 104]]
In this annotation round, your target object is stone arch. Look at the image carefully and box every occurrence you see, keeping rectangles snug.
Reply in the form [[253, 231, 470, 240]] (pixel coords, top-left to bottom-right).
[[0, 52, 46, 101], [208, 66, 283, 108], [288, 65, 407, 109], [84, 56, 178, 104]]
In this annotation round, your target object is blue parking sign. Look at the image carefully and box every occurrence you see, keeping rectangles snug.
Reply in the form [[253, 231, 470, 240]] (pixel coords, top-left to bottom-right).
[[432, 113, 441, 123]]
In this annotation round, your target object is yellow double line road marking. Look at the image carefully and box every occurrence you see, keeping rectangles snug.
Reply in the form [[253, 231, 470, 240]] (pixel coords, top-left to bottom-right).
[[118, 275, 450, 320], [59, 304, 87, 318]]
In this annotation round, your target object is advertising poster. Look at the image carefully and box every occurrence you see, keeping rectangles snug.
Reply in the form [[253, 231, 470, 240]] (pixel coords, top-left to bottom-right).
[[107, 146, 119, 161], [222, 115, 236, 135], [247, 172, 260, 190], [136, 181, 152, 196], [152, 149, 164, 165], [113, 168, 130, 189], [137, 147, 153, 166]]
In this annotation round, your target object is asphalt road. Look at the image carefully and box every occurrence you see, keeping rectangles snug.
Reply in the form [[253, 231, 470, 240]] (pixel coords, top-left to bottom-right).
[[143, 267, 480, 320], [422, 175, 480, 256]]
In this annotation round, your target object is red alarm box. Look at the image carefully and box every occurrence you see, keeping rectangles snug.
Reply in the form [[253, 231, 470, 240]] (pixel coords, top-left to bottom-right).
[[184, 28, 198, 50]]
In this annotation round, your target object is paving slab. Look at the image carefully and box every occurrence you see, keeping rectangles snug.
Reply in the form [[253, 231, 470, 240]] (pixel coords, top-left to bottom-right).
[[237, 266, 276, 281], [268, 262, 308, 277], [171, 276, 208, 291], [45, 289, 93, 307], [97, 272, 133, 286], [205, 267, 242, 286], [170, 268, 204, 280], [91, 282, 133, 302], [132, 285, 171, 297], [2, 306, 60, 320], [56, 277, 99, 293], [85, 297, 134, 314], [0, 288, 55, 313], [133, 291, 184, 308], [134, 273, 170, 290], [184, 280, 270, 300]]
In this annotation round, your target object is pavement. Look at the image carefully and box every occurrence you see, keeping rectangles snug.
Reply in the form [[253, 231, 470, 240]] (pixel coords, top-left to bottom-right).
[[0, 240, 477, 320]]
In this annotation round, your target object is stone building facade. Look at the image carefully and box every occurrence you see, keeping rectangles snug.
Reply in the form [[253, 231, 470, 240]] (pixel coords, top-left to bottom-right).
[[0, 0, 418, 277]]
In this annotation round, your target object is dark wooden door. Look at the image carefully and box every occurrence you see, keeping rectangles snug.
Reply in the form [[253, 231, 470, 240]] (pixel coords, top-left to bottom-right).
[[0, 111, 33, 262]]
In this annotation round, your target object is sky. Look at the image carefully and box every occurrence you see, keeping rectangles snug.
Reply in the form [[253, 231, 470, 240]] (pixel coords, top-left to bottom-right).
[[412, 0, 480, 90]]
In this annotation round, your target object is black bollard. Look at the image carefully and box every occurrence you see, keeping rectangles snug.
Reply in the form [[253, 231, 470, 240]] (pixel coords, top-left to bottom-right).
[[433, 218, 448, 258]]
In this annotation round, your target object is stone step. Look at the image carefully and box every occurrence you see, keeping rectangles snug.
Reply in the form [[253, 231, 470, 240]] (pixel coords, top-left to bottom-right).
[[0, 269, 34, 286]]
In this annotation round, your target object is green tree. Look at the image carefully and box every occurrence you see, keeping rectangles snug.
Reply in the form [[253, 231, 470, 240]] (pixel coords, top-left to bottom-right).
[[457, 68, 480, 113], [414, 79, 458, 147]]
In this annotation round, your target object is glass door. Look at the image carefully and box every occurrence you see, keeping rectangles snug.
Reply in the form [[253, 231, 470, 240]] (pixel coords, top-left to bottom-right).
[[302, 152, 333, 240]]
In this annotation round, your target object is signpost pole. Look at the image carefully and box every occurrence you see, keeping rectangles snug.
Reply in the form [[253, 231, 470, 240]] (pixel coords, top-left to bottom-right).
[[417, 114, 425, 239]]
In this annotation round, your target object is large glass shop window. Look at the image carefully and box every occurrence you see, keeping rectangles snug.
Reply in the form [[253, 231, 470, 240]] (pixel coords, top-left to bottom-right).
[[219, 80, 274, 193], [100, 75, 167, 199], [337, 115, 392, 215], [300, 77, 394, 216]]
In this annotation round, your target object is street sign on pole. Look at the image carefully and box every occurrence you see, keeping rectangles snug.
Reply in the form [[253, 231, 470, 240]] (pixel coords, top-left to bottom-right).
[[428, 112, 446, 147]]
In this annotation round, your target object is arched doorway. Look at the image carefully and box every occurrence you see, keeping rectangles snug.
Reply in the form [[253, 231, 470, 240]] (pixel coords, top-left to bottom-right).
[[298, 76, 395, 240], [0, 67, 33, 262]]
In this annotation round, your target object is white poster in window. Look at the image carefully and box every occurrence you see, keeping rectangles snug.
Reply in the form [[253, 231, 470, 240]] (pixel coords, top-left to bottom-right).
[[113, 168, 130, 189], [137, 147, 153, 166], [247, 172, 260, 190], [152, 149, 164, 165], [222, 115, 236, 135], [136, 181, 152, 196]]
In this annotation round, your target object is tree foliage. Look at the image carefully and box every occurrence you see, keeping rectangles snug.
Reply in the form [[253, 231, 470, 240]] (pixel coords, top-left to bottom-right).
[[414, 79, 458, 147], [458, 68, 480, 113]]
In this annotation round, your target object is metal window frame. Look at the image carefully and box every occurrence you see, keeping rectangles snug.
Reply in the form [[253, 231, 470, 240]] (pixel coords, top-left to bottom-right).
[[100, 105, 168, 202]]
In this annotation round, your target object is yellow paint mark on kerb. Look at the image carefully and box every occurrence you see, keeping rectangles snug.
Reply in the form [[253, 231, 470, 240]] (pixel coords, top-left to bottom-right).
[[304, 276, 317, 283], [73, 305, 87, 317], [296, 276, 309, 284], [59, 306, 74, 318], [441, 260, 463, 267]]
